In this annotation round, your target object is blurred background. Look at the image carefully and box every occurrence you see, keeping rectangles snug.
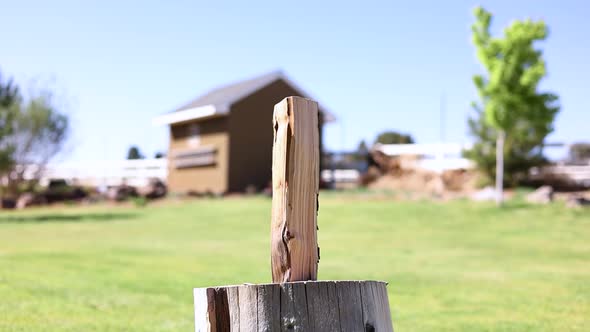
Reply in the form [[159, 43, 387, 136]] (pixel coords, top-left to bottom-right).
[[0, 1, 588, 331]]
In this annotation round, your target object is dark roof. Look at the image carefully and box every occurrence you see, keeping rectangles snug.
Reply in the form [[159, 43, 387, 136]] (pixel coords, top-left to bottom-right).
[[173, 71, 335, 121]]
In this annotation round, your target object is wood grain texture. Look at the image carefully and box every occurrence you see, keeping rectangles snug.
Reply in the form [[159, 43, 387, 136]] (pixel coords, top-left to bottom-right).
[[306, 281, 340, 332], [226, 286, 240, 330], [256, 284, 280, 332], [280, 282, 310, 331], [336, 281, 364, 332], [194, 281, 394, 332], [271, 96, 320, 283], [238, 285, 258, 331]]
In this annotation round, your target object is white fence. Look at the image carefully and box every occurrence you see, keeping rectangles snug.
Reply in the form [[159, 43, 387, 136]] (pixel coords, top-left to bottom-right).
[[34, 159, 167, 188], [321, 169, 360, 183], [375, 143, 471, 157], [23, 155, 590, 189], [36, 159, 361, 188], [28, 145, 471, 188]]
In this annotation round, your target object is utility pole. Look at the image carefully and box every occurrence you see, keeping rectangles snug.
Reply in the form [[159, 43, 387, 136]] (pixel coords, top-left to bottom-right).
[[440, 93, 446, 143]]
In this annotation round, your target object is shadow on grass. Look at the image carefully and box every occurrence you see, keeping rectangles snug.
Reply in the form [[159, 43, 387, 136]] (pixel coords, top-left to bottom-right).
[[499, 201, 532, 210], [0, 212, 138, 224], [475, 200, 535, 215]]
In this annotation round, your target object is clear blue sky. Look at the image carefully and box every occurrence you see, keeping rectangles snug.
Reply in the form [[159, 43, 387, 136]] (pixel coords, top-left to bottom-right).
[[1, 0, 588, 161]]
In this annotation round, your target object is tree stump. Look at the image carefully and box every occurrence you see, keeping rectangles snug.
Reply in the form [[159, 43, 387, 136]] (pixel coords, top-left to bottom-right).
[[194, 281, 393, 332], [194, 97, 394, 331]]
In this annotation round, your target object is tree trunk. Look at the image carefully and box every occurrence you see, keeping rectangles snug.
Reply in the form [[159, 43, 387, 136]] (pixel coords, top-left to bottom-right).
[[495, 130, 505, 206]]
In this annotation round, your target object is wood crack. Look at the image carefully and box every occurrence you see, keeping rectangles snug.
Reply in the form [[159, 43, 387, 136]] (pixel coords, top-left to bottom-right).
[[271, 97, 319, 283]]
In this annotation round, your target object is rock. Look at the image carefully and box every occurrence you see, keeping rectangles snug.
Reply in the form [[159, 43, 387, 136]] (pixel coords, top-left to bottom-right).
[[16, 193, 46, 209], [106, 185, 138, 201], [43, 185, 87, 203], [425, 177, 445, 196], [441, 169, 476, 192], [470, 186, 498, 201], [526, 185, 554, 204], [566, 195, 590, 208], [359, 166, 382, 186], [244, 184, 258, 195], [1, 198, 16, 209], [16, 193, 35, 209], [138, 178, 167, 199]]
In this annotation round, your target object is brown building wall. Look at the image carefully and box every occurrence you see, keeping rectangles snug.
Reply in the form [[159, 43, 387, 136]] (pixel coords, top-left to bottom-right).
[[227, 79, 325, 192], [167, 117, 229, 193]]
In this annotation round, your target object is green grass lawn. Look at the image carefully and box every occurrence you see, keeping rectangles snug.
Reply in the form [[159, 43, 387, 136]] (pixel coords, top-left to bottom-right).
[[0, 193, 589, 331]]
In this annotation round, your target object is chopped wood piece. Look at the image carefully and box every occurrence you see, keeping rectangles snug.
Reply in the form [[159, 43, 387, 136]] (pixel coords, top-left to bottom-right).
[[271, 96, 320, 283]]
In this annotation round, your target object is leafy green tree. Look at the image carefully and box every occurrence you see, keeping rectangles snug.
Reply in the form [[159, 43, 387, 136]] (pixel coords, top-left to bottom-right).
[[0, 73, 20, 107], [357, 140, 369, 154], [0, 72, 20, 175], [375, 131, 414, 145], [0, 74, 70, 196], [127, 146, 144, 160], [351, 140, 370, 162], [465, 6, 559, 205], [3, 89, 70, 194]]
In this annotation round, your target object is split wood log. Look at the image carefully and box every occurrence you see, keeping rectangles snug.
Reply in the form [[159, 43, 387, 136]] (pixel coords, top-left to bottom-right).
[[194, 281, 393, 332], [271, 96, 320, 283]]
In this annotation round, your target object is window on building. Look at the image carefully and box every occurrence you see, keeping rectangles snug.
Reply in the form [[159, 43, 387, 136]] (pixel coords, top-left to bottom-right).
[[187, 123, 200, 147]]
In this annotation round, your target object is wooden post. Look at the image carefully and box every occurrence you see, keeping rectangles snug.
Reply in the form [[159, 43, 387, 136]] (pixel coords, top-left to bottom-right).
[[271, 97, 319, 283], [194, 97, 394, 332]]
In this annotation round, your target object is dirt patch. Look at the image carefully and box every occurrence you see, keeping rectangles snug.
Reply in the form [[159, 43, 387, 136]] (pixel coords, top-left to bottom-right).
[[363, 151, 478, 199]]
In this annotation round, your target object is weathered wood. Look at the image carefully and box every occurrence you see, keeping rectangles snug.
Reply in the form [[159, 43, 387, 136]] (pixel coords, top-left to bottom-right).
[[306, 281, 340, 332], [257, 284, 281, 331], [238, 285, 258, 331], [194, 287, 231, 332], [336, 281, 364, 332], [360, 281, 393, 332], [226, 286, 240, 330], [271, 96, 320, 283], [280, 282, 310, 331], [194, 281, 394, 332]]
